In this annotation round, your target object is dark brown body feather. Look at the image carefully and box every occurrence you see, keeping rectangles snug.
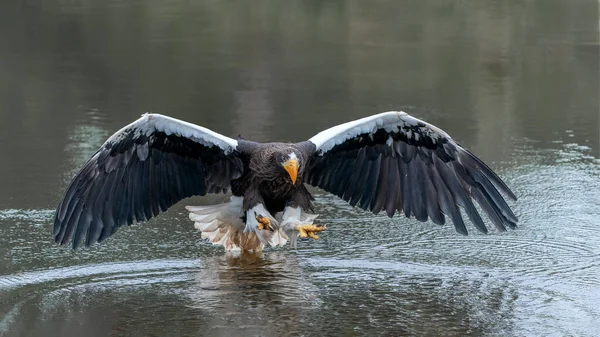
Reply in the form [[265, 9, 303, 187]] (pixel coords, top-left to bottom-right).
[[232, 140, 314, 216]]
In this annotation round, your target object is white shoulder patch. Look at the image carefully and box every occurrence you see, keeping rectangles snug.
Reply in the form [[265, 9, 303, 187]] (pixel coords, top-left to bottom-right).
[[308, 111, 405, 153], [106, 113, 238, 153], [308, 111, 451, 154]]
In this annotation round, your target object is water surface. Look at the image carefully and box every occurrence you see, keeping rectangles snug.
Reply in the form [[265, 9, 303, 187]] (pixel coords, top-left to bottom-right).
[[0, 0, 599, 336]]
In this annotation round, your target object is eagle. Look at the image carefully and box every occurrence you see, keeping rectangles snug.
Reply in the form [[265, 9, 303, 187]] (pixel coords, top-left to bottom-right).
[[53, 111, 518, 251]]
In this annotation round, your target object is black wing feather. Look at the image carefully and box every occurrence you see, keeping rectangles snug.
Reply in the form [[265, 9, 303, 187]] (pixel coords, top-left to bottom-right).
[[370, 155, 389, 214], [303, 111, 517, 235], [54, 115, 243, 248]]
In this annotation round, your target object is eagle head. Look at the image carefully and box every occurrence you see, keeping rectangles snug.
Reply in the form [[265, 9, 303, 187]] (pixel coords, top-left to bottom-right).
[[275, 151, 300, 184]]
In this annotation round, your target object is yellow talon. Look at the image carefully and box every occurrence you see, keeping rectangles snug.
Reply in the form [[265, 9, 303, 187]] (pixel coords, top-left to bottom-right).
[[255, 214, 274, 231], [294, 224, 326, 240]]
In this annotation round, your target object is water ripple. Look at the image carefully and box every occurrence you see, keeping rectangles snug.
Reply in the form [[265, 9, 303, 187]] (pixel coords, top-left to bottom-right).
[[0, 259, 198, 291], [0, 209, 55, 222]]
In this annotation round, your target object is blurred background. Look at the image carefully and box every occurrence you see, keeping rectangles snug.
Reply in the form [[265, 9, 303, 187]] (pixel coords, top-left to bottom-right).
[[0, 0, 598, 336]]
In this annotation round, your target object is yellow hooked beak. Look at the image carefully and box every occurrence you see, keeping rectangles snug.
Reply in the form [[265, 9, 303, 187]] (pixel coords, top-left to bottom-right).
[[282, 158, 299, 184]]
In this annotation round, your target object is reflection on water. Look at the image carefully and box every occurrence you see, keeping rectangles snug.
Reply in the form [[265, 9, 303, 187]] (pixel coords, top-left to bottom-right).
[[188, 253, 323, 335], [0, 0, 598, 336]]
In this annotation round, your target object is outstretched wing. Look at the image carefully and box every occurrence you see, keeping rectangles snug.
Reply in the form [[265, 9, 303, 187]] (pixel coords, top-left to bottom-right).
[[54, 113, 243, 248], [303, 111, 518, 235]]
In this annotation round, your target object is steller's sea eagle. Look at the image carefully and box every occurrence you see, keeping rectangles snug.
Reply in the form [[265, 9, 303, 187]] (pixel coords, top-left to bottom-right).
[[53, 111, 518, 251]]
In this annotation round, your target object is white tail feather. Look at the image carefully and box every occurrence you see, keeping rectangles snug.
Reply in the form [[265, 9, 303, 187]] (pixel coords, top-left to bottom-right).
[[189, 212, 221, 224], [186, 197, 319, 251]]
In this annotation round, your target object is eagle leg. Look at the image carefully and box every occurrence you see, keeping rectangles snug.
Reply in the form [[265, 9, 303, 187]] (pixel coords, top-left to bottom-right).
[[255, 214, 274, 231], [294, 224, 326, 240]]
